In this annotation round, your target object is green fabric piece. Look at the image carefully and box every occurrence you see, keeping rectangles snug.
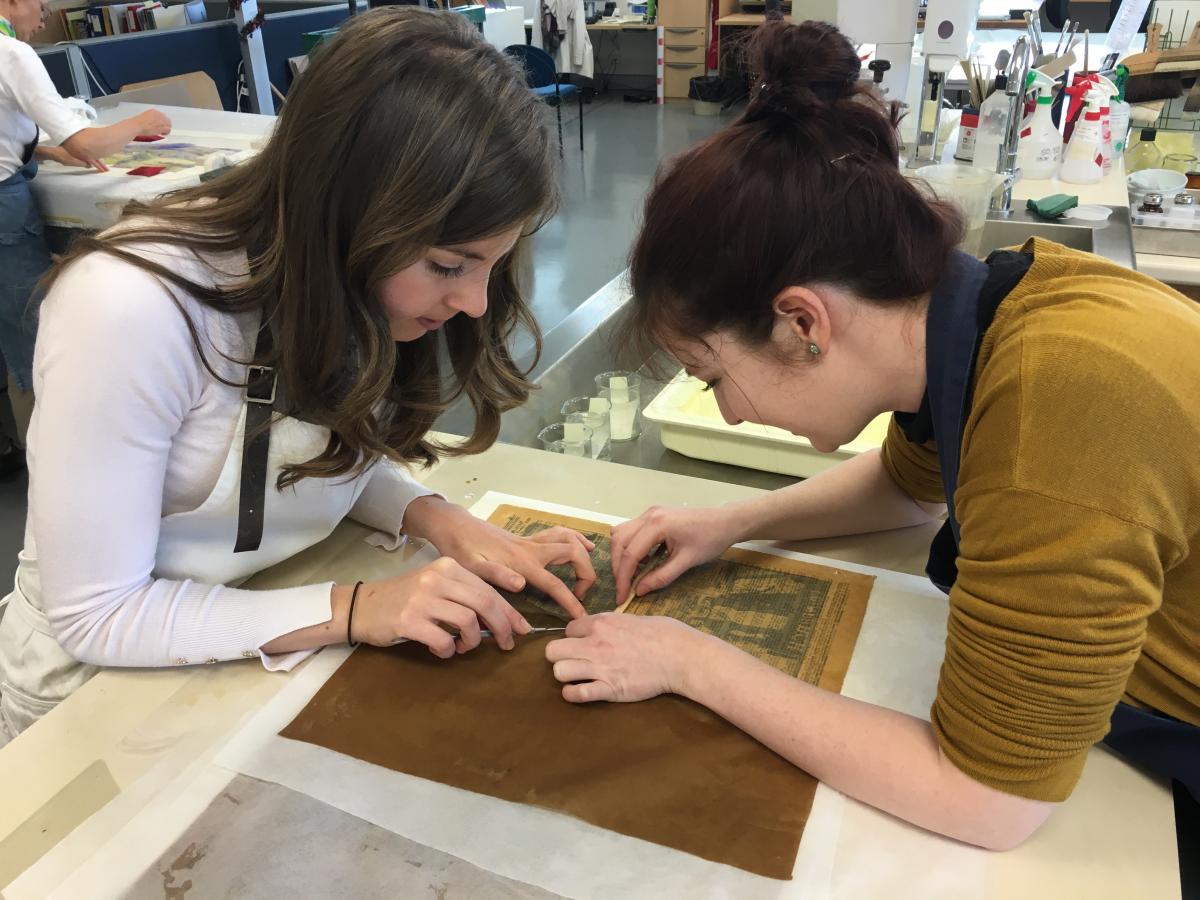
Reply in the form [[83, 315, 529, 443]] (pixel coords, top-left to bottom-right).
[[1026, 194, 1080, 219]]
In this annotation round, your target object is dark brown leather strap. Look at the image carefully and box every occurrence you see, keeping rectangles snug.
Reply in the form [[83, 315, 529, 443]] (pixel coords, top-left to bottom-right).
[[234, 320, 276, 554]]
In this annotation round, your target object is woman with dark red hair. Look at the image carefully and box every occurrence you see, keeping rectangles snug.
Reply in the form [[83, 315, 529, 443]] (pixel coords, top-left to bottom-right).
[[546, 17, 1200, 874]]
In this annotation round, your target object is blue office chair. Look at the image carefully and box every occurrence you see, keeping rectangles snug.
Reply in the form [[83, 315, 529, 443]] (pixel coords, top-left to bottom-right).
[[504, 44, 584, 157]]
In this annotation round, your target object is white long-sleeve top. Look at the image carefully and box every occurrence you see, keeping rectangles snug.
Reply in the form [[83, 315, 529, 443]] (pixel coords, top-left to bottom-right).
[[0, 33, 86, 178], [22, 242, 435, 670]]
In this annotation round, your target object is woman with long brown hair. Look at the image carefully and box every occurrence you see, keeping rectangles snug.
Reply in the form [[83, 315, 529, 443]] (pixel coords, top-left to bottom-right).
[[0, 7, 597, 742], [546, 19, 1200, 862]]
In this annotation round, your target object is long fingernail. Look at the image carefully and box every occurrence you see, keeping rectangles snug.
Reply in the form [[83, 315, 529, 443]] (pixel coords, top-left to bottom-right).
[[518, 618, 533, 634]]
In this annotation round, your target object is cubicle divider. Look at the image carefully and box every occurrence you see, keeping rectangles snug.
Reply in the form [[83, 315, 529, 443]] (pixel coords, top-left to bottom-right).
[[34, 3, 361, 111], [260, 2, 360, 102], [52, 20, 244, 108], [35, 46, 84, 98]]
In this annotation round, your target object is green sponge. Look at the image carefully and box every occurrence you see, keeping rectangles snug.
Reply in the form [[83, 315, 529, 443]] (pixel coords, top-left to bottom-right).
[[1026, 194, 1079, 220]]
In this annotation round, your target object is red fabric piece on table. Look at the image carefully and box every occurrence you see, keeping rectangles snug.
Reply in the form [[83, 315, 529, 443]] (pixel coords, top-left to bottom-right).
[[132, 135, 164, 142], [127, 166, 165, 177]]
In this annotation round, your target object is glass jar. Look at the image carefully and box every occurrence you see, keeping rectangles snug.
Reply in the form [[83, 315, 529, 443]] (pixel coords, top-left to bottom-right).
[[1162, 153, 1198, 175]]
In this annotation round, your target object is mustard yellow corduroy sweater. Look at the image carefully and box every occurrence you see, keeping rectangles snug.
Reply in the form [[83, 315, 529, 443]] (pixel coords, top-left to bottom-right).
[[882, 238, 1200, 803]]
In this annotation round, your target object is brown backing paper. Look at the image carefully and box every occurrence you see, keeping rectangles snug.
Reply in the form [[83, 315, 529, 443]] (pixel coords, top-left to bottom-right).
[[281, 504, 874, 880]]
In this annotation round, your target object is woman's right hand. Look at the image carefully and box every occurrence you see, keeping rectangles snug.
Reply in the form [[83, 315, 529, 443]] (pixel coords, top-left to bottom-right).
[[611, 505, 747, 601], [347, 557, 531, 657], [134, 109, 172, 138]]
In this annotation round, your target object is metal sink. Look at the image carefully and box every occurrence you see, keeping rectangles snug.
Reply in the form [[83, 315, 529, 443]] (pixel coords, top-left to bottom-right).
[[978, 205, 1136, 269]]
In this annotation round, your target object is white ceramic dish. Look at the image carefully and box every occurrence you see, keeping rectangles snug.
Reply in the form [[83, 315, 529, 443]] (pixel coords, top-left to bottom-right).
[[1127, 168, 1189, 204]]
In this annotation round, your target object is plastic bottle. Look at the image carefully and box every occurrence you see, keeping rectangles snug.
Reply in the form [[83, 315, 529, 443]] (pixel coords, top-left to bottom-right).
[[1060, 93, 1105, 184], [1109, 68, 1132, 155], [1125, 127, 1163, 172], [971, 73, 1009, 174], [1018, 93, 1061, 179], [1099, 99, 1114, 175], [1093, 75, 1118, 175]]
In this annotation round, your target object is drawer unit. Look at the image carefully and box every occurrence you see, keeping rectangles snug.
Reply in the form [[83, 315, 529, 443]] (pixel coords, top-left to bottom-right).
[[659, 0, 706, 28], [664, 60, 705, 98], [663, 43, 706, 64]]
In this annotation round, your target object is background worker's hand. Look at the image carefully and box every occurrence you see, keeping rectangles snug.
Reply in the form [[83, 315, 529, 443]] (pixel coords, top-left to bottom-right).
[[610, 505, 743, 601], [349, 557, 531, 656], [34, 145, 106, 171], [134, 109, 172, 138]]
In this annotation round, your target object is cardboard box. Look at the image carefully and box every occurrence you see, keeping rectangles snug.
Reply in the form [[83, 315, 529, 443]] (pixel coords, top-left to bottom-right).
[[115, 71, 223, 110]]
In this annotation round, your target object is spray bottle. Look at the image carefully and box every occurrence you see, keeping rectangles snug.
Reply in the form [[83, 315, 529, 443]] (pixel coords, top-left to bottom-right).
[[1060, 91, 1105, 184], [971, 72, 1010, 174], [1017, 70, 1061, 180], [1093, 73, 1118, 174], [1108, 67, 1132, 155]]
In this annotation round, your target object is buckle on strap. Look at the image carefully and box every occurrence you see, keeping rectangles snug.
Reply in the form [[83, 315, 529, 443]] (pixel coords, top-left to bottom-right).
[[246, 365, 276, 405]]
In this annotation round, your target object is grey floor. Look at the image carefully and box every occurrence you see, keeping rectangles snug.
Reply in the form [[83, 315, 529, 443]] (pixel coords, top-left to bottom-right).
[[0, 96, 733, 592]]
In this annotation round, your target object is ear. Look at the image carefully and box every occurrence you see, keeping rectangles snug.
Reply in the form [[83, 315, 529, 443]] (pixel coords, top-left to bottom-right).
[[771, 286, 832, 356]]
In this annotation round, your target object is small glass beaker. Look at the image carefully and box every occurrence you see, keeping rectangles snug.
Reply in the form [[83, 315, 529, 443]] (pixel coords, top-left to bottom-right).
[[594, 371, 642, 442], [537, 422, 593, 457], [561, 396, 611, 460], [1163, 153, 1198, 175]]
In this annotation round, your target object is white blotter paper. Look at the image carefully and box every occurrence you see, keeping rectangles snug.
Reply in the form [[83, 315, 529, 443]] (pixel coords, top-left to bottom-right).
[[205, 492, 967, 899]]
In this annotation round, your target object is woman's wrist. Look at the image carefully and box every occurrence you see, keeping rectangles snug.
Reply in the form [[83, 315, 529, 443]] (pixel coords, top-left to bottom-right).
[[663, 623, 726, 700], [331, 583, 355, 643], [721, 499, 764, 545], [401, 494, 466, 550]]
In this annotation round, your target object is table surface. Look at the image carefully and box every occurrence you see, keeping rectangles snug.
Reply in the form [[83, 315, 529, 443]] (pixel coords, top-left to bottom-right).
[[716, 14, 1033, 28], [0, 441, 1181, 896], [587, 19, 657, 29], [30, 102, 275, 231]]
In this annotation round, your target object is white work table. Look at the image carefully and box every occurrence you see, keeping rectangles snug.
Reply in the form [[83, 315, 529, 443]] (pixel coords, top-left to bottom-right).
[[29, 102, 275, 231], [0, 442, 1180, 898]]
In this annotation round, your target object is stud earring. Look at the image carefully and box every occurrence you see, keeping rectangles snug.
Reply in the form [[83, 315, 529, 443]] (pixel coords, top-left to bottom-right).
[[808, 342, 821, 357]]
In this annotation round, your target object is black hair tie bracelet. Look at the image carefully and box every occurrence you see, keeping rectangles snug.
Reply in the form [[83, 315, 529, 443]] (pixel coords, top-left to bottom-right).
[[347, 581, 364, 648]]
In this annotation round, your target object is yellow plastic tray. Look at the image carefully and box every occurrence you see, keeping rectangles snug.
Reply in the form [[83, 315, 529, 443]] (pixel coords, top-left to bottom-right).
[[642, 373, 891, 478]]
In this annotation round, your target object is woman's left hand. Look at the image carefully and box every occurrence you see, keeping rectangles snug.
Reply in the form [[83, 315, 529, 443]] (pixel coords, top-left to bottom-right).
[[403, 497, 597, 619], [545, 613, 706, 703], [35, 145, 107, 172]]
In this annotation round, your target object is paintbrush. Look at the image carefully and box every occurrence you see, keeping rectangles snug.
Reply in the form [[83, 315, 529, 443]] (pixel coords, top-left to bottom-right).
[[1036, 38, 1080, 80], [1124, 21, 1198, 104], [961, 59, 982, 107], [1054, 18, 1071, 56]]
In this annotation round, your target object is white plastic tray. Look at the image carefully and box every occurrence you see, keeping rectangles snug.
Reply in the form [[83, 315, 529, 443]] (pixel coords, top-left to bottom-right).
[[642, 373, 891, 478]]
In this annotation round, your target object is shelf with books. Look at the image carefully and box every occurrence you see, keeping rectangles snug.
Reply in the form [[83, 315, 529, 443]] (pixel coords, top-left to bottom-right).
[[51, 0, 202, 41]]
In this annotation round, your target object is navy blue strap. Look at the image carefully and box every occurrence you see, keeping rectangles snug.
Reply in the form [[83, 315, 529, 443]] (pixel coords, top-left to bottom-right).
[[924, 250, 991, 546]]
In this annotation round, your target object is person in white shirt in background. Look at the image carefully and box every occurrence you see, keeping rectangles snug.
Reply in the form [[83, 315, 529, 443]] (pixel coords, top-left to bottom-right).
[[0, 6, 598, 743], [0, 0, 169, 477]]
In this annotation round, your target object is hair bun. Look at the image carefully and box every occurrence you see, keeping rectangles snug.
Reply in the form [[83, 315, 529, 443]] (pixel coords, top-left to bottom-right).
[[746, 19, 864, 121]]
